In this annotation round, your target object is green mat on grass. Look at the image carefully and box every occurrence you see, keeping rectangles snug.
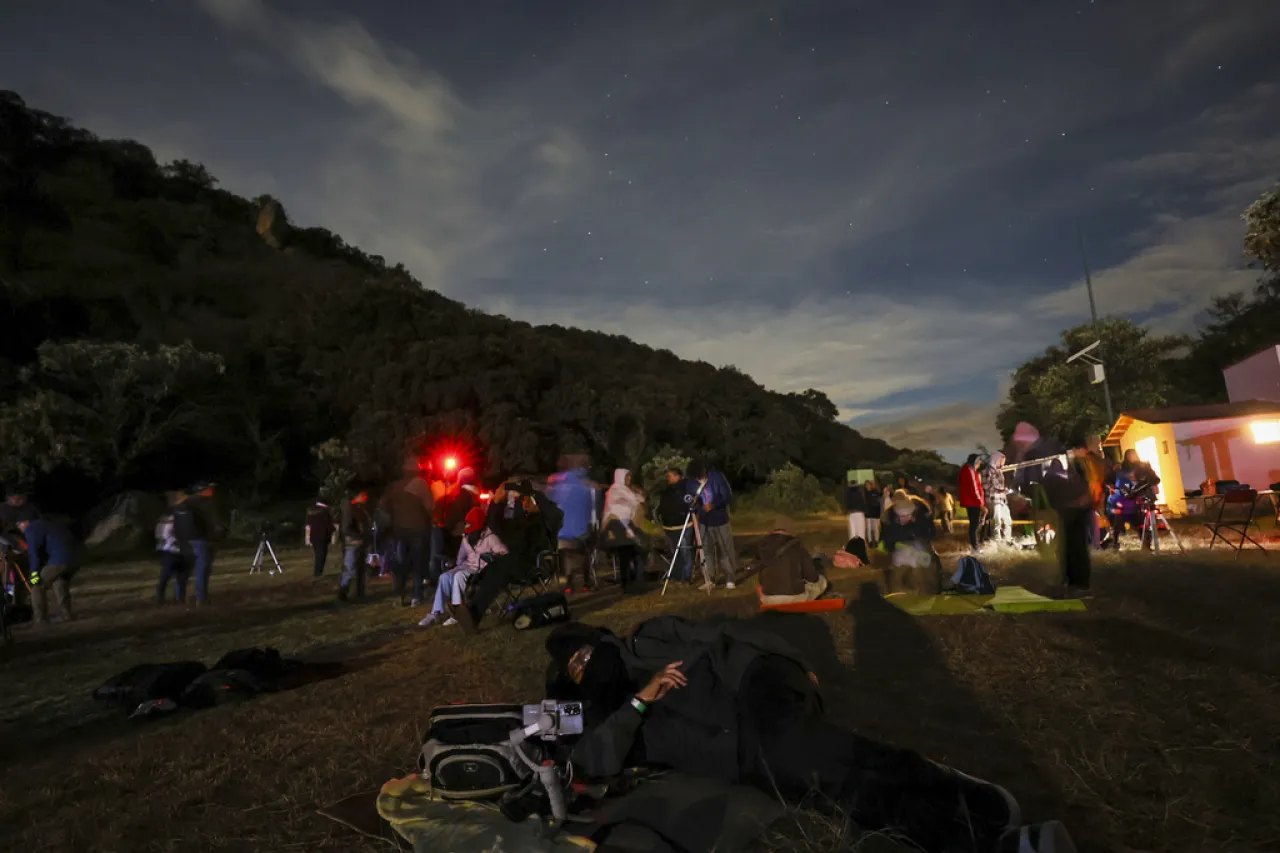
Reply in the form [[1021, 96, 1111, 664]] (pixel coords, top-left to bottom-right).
[[885, 585, 1087, 616]]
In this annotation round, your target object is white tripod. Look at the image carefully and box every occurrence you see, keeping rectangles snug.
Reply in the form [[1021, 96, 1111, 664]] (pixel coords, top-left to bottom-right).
[[250, 531, 283, 574], [1140, 498, 1184, 554]]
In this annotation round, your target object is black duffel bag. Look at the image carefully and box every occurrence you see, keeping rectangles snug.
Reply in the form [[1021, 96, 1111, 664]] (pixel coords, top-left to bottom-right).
[[511, 591, 571, 631]]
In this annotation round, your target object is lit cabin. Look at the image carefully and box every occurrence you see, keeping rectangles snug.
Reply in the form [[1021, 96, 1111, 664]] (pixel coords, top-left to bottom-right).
[[1102, 346, 1280, 515]]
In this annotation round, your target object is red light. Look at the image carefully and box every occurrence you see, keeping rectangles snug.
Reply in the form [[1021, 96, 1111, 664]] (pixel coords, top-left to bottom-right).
[[479, 492, 492, 501], [443, 456, 458, 471]]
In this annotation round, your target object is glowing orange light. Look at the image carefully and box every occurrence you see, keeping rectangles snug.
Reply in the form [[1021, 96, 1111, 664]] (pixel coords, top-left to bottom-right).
[[443, 456, 458, 471], [479, 492, 492, 501]]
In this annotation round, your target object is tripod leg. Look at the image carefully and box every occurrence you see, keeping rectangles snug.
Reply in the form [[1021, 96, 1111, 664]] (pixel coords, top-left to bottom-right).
[[661, 515, 693, 596], [250, 541, 264, 573], [1158, 511, 1185, 553], [266, 540, 282, 573]]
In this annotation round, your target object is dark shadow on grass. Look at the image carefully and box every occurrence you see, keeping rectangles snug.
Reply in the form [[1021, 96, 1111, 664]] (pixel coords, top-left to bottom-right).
[[843, 583, 1090, 846]]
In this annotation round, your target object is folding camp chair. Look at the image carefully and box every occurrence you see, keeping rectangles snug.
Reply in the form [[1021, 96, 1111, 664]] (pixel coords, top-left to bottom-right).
[[1205, 489, 1268, 557], [493, 550, 556, 621]]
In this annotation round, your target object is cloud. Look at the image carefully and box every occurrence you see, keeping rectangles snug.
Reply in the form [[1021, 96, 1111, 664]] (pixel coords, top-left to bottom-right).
[[185, 0, 1280, 459], [852, 401, 1003, 462]]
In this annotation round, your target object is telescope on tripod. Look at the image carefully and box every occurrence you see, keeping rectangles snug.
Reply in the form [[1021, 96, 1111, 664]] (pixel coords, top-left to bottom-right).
[[249, 526, 283, 575]]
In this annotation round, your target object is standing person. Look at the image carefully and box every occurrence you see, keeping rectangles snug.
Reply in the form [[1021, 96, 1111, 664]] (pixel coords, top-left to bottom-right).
[[936, 486, 955, 533], [174, 482, 222, 606], [864, 480, 882, 546], [305, 497, 335, 578], [546, 454, 596, 593], [844, 477, 868, 543], [958, 455, 986, 552], [339, 490, 372, 602], [379, 459, 434, 606], [984, 452, 1013, 545], [687, 459, 737, 590], [1011, 422, 1094, 595], [16, 509, 79, 624], [603, 469, 648, 588], [658, 468, 695, 582], [1078, 435, 1111, 549], [155, 497, 188, 604]]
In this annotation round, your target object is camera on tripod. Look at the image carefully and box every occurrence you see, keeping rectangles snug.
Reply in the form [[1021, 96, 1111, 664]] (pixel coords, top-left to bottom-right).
[[522, 699, 584, 741]]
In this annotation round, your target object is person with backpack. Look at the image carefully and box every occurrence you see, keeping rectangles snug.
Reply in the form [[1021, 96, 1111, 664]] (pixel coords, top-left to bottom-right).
[[1010, 422, 1094, 595], [687, 459, 736, 590], [957, 455, 986, 552], [305, 497, 335, 578]]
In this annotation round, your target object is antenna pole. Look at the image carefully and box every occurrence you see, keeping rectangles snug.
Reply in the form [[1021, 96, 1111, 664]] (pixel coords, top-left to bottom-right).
[[1078, 226, 1115, 426]]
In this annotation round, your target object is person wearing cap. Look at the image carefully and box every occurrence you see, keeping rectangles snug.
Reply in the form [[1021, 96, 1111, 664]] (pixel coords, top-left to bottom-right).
[[305, 497, 336, 578], [339, 491, 372, 601], [419, 506, 506, 627], [15, 508, 79, 624], [544, 618, 1075, 853]]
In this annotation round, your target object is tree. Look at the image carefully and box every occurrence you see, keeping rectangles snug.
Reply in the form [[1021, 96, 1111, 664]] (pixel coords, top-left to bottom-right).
[[1242, 181, 1280, 275], [0, 340, 226, 489], [996, 319, 1188, 445], [883, 450, 959, 484]]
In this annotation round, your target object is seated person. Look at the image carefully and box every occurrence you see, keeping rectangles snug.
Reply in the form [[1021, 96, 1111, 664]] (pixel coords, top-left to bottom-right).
[[547, 618, 1073, 853], [419, 507, 505, 627], [602, 468, 649, 589], [880, 490, 941, 594], [755, 520, 829, 605], [456, 480, 559, 633]]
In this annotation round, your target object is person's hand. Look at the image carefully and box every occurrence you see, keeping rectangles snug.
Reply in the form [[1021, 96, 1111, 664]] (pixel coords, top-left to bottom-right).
[[808, 671, 820, 687], [636, 662, 686, 703]]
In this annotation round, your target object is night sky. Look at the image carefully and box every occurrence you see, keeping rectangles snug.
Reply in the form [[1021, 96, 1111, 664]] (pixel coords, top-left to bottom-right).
[[4, 0, 1279, 460]]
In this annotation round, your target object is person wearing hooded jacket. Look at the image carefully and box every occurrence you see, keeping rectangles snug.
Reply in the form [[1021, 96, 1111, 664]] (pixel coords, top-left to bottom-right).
[[984, 452, 1013, 544], [546, 617, 1076, 853], [686, 459, 737, 590], [603, 468, 648, 588], [546, 455, 596, 592]]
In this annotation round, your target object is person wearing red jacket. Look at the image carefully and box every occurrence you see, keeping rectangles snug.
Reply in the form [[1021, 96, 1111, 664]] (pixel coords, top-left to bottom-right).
[[958, 454, 986, 552]]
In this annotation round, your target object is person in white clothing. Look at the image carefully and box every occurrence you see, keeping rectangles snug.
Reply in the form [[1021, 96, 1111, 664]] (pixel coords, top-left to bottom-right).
[[419, 507, 507, 627], [602, 468, 648, 587], [984, 452, 1013, 545]]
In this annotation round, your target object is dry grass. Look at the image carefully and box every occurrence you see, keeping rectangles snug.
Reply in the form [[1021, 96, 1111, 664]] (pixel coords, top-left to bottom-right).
[[1, 524, 1278, 853]]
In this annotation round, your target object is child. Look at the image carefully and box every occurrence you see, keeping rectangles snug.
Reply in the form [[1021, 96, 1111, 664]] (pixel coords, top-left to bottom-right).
[[155, 500, 188, 604]]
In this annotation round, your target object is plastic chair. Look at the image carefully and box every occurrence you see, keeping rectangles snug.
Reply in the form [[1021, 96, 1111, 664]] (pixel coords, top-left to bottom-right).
[[1204, 489, 1267, 557]]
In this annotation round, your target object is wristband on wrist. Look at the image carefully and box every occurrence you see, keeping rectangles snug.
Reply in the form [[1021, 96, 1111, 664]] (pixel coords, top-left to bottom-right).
[[629, 696, 648, 715]]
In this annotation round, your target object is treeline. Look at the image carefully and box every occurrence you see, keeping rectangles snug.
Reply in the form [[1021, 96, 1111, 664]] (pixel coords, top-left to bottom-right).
[[0, 91, 906, 515], [998, 180, 1280, 445]]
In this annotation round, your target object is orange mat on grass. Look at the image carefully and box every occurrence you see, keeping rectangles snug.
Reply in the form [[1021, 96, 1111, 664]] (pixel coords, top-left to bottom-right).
[[756, 586, 846, 613]]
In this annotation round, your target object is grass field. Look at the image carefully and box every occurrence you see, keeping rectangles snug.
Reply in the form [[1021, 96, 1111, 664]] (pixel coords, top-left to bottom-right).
[[1, 517, 1278, 853]]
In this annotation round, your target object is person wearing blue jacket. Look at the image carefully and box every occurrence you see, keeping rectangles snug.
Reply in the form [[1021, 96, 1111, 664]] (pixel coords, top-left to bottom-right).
[[546, 454, 596, 591], [16, 509, 79, 624], [686, 459, 737, 589]]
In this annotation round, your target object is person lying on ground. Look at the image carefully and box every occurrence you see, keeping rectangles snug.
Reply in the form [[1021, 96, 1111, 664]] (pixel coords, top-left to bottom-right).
[[419, 507, 505, 627], [755, 519, 829, 605], [546, 618, 1075, 853]]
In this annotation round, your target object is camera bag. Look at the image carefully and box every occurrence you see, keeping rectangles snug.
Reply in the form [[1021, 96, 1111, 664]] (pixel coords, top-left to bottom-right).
[[418, 704, 540, 800]]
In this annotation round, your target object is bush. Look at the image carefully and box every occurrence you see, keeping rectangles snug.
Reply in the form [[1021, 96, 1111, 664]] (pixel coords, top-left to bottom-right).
[[740, 463, 840, 515], [639, 445, 692, 501]]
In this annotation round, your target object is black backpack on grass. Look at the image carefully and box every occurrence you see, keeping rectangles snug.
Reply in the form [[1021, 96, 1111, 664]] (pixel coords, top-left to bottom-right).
[[511, 591, 571, 631], [181, 668, 277, 709], [92, 661, 208, 718]]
